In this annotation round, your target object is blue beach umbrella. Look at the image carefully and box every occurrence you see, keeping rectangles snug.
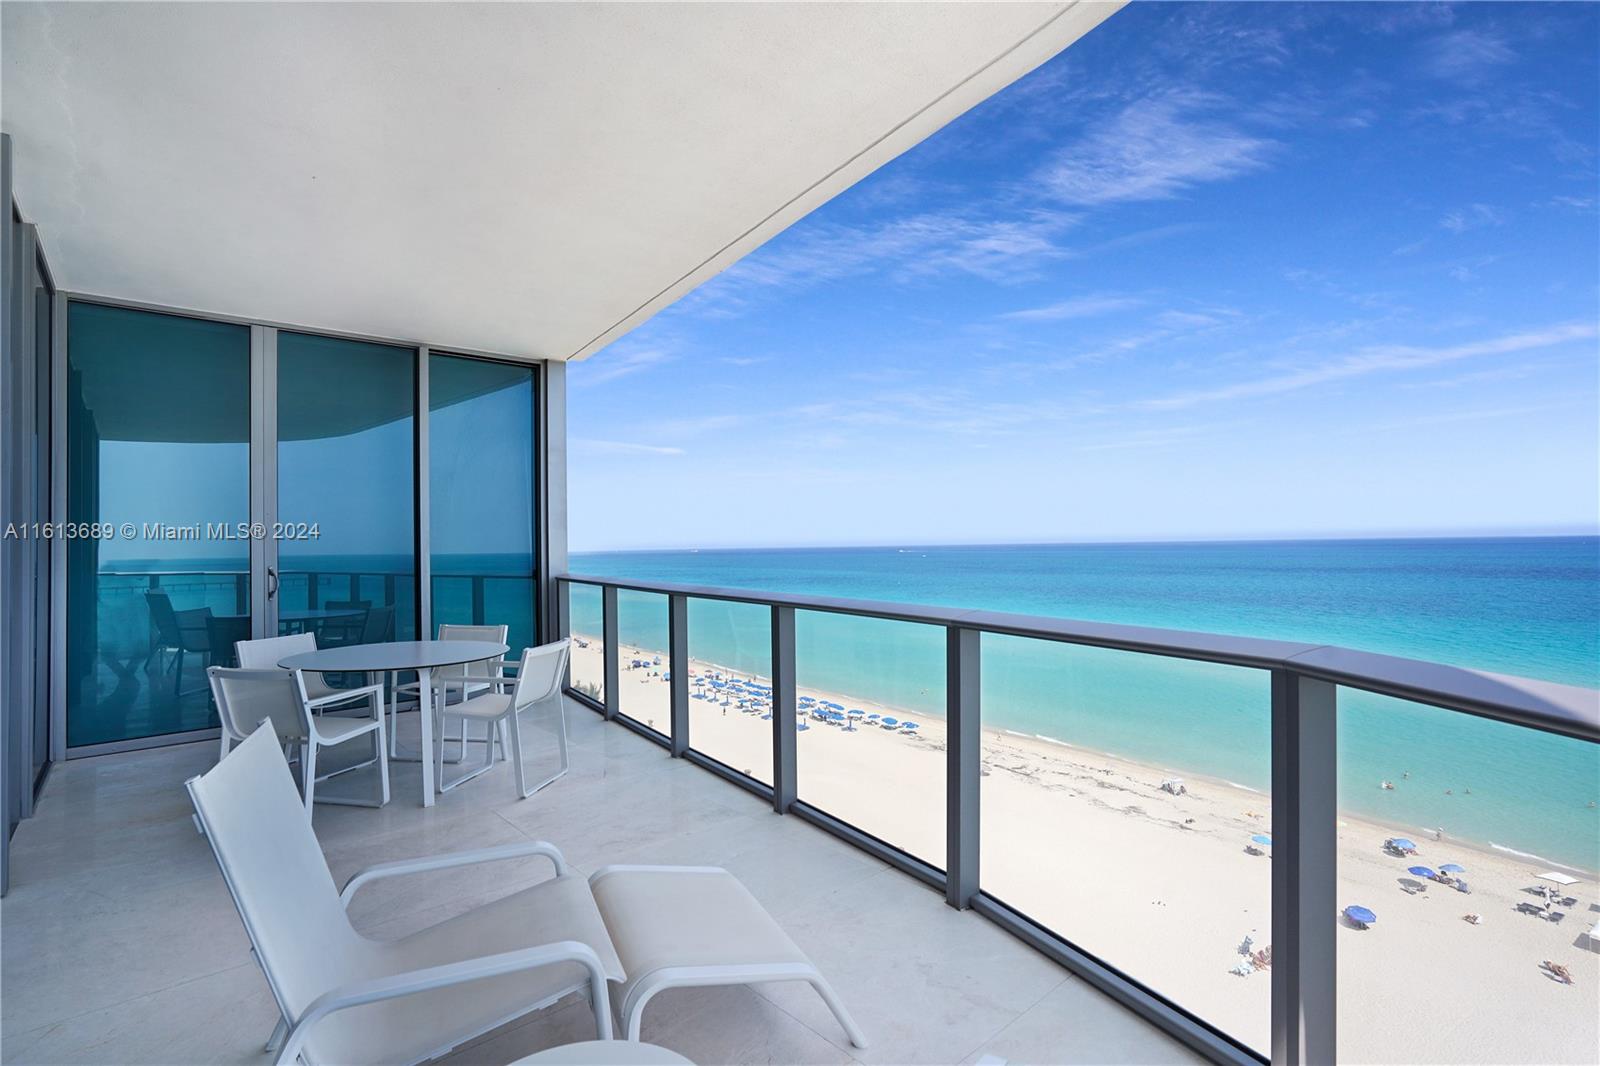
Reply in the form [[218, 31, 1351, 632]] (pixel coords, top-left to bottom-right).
[[1251, 834, 1273, 847], [881, 717, 898, 727], [847, 709, 864, 718], [902, 722, 920, 731], [1407, 866, 1437, 879], [867, 713, 880, 720], [1344, 905, 1377, 926], [1390, 838, 1416, 850], [1439, 863, 1466, 874]]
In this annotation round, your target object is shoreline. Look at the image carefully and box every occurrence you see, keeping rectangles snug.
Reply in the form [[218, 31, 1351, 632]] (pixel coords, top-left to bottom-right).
[[573, 636, 1600, 1062], [572, 631, 1598, 878]]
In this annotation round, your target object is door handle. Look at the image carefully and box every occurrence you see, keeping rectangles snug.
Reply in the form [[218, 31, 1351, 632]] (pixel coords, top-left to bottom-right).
[[267, 567, 279, 599]]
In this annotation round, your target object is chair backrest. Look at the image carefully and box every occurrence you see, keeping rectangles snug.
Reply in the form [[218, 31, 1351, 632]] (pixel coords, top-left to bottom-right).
[[235, 632, 317, 671], [436, 623, 508, 679], [204, 616, 251, 668], [208, 667, 310, 743], [145, 591, 181, 644], [512, 639, 571, 711], [186, 727, 367, 1056], [325, 599, 370, 611], [358, 605, 395, 644]]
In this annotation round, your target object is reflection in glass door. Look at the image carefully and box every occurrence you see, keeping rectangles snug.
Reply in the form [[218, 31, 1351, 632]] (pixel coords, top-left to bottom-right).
[[275, 332, 416, 645], [65, 303, 251, 747], [429, 354, 538, 653]]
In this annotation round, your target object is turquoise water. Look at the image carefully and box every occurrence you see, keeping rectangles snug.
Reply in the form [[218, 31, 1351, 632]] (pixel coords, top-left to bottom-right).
[[570, 538, 1600, 870]]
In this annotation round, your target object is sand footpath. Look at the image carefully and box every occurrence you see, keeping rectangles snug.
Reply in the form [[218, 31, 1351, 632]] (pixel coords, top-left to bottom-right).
[[572, 639, 1600, 1063]]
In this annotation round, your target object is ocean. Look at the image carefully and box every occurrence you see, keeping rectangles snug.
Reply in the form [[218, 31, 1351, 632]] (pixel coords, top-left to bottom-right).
[[568, 537, 1600, 871]]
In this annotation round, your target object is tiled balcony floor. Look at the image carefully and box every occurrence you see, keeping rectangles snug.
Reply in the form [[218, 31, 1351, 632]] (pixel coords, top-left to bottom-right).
[[0, 700, 1201, 1065]]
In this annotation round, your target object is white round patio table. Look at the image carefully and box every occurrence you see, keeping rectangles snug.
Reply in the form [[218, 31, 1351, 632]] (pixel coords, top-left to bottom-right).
[[280, 640, 508, 807]]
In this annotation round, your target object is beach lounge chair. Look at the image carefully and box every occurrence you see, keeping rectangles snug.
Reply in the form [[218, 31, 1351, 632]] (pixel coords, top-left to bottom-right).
[[190, 726, 866, 1064]]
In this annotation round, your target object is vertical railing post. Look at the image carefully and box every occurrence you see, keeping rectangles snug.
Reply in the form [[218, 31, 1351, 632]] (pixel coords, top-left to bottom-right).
[[1271, 669, 1337, 1066], [668, 593, 689, 756], [470, 575, 486, 626], [770, 605, 797, 814], [946, 625, 981, 909], [601, 585, 619, 721], [555, 580, 572, 691]]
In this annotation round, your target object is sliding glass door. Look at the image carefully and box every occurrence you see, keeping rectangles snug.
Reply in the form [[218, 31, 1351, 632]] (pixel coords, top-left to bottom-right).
[[64, 303, 251, 748], [275, 332, 417, 644], [428, 353, 538, 653], [61, 303, 540, 753]]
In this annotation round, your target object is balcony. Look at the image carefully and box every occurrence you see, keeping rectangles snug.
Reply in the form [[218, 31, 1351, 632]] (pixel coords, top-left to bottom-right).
[[0, 693, 1199, 1066], [3, 4, 1598, 1065]]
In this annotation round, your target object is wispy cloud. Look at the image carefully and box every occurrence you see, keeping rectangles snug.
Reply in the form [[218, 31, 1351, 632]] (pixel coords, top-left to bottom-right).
[[1138, 322, 1598, 411], [1034, 91, 1275, 205], [572, 438, 685, 457], [572, 346, 673, 386], [720, 356, 771, 367], [1421, 29, 1515, 82], [1001, 293, 1143, 322], [715, 209, 1078, 297], [1440, 203, 1503, 233]]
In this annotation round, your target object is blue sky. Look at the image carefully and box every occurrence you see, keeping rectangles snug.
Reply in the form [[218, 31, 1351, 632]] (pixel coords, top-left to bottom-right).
[[568, 2, 1600, 552]]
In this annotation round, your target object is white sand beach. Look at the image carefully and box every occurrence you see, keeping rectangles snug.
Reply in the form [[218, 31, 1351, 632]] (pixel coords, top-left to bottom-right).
[[571, 639, 1600, 1064]]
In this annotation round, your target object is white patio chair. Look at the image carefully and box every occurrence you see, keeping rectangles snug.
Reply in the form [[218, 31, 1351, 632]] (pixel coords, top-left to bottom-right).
[[207, 666, 389, 811], [387, 623, 508, 760], [237, 633, 372, 715], [188, 726, 617, 1066], [191, 726, 867, 1064], [435, 640, 571, 798]]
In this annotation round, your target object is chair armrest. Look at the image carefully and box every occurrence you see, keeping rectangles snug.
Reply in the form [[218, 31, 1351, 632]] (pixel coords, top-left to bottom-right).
[[339, 840, 568, 905], [305, 685, 381, 709], [274, 939, 611, 1064], [450, 673, 517, 688]]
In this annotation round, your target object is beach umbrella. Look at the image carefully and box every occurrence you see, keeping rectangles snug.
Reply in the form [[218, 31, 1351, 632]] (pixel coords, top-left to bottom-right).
[[1390, 838, 1416, 850], [882, 717, 898, 726], [867, 713, 880, 720], [1439, 863, 1466, 874], [1407, 866, 1437, 879], [902, 722, 920, 731], [1251, 834, 1273, 846], [847, 709, 864, 718], [1344, 905, 1377, 925]]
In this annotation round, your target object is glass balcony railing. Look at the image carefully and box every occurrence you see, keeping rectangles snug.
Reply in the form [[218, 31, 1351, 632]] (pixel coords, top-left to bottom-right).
[[555, 573, 1600, 1066]]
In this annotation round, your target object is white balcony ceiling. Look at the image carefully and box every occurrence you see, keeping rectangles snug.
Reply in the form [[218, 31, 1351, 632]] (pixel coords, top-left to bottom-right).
[[2, 1, 1116, 361]]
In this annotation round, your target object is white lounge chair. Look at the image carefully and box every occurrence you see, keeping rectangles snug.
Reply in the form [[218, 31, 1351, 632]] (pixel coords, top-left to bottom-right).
[[434, 640, 571, 797], [189, 726, 867, 1064], [207, 666, 389, 811]]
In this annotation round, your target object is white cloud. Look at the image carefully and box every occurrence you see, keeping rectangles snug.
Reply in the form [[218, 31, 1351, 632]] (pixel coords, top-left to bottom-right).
[[572, 438, 685, 457], [1439, 203, 1503, 233], [1421, 29, 1515, 82], [1001, 293, 1143, 322], [572, 346, 673, 386], [1034, 91, 1275, 206], [1138, 322, 1599, 411]]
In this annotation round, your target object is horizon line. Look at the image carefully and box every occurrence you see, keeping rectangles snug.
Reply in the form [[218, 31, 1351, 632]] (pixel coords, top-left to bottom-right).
[[572, 528, 1600, 555]]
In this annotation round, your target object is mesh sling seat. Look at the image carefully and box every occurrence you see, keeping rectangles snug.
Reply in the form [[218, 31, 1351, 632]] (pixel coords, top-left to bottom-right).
[[190, 727, 866, 1065]]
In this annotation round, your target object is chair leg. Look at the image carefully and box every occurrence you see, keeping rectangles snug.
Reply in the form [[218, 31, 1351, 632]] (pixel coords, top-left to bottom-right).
[[808, 973, 869, 1048], [374, 716, 391, 806], [301, 742, 317, 814], [218, 732, 232, 763], [265, 1016, 287, 1054], [510, 710, 529, 797], [512, 694, 570, 800], [388, 673, 400, 759]]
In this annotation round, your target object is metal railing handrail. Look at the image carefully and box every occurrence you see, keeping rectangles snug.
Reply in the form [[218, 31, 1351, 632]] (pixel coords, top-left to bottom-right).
[[555, 572, 1598, 1066], [558, 573, 1598, 742]]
